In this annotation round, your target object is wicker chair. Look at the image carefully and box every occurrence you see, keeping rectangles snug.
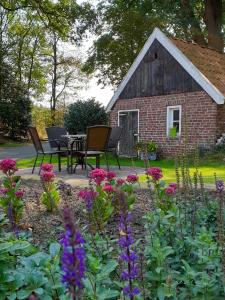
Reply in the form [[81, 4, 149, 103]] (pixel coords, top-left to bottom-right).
[[73, 125, 111, 173], [28, 127, 68, 173]]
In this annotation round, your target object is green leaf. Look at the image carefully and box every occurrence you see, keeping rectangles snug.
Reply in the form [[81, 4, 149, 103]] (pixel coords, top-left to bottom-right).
[[49, 242, 61, 258], [97, 260, 118, 281], [17, 289, 33, 299]]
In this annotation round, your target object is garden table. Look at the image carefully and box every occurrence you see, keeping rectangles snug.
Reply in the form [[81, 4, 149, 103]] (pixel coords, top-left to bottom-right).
[[61, 134, 87, 173]]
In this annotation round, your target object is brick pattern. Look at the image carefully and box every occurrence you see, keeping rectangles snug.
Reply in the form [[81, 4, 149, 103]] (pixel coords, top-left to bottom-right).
[[217, 104, 225, 136], [110, 91, 221, 157]]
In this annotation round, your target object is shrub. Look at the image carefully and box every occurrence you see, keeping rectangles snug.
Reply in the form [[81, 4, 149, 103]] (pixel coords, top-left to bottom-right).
[[64, 98, 108, 134], [0, 63, 31, 139]]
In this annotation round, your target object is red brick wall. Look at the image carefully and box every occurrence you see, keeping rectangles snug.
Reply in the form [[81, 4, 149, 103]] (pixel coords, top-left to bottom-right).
[[109, 91, 219, 157], [217, 104, 225, 136]]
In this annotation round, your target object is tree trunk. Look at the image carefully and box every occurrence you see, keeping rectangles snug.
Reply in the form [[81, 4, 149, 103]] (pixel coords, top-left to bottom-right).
[[51, 33, 58, 125], [27, 37, 38, 97], [204, 0, 224, 52]]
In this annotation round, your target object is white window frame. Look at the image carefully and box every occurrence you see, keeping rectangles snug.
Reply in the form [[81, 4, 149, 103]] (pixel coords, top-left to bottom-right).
[[166, 105, 181, 137]]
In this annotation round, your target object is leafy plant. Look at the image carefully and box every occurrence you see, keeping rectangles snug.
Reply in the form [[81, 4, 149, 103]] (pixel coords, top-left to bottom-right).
[[40, 164, 60, 212], [0, 159, 25, 230]]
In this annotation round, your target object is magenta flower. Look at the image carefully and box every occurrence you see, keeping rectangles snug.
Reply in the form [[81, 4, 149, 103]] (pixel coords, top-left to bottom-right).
[[117, 178, 126, 186], [89, 168, 107, 185], [0, 158, 17, 174], [78, 189, 98, 211], [146, 167, 163, 181], [165, 186, 176, 195], [103, 184, 115, 193], [168, 183, 177, 189], [126, 174, 139, 183], [40, 171, 55, 182], [0, 188, 9, 194], [15, 190, 24, 198], [106, 171, 116, 181], [41, 163, 54, 172]]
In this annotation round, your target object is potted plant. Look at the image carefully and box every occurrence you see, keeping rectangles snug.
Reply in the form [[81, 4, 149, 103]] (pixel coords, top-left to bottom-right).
[[135, 140, 157, 160], [169, 127, 177, 138]]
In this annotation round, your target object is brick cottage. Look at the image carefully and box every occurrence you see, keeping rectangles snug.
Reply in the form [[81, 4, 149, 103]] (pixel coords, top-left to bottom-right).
[[106, 28, 225, 157]]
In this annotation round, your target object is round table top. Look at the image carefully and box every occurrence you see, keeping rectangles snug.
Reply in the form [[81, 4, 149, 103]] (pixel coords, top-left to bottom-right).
[[61, 134, 86, 139]]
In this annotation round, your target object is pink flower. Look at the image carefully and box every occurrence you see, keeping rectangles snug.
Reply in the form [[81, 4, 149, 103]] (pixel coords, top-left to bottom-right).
[[41, 163, 54, 172], [126, 174, 139, 183], [89, 168, 107, 185], [40, 171, 55, 182], [116, 178, 126, 186], [0, 188, 9, 194], [146, 167, 163, 181], [165, 186, 176, 195], [169, 183, 177, 190], [78, 189, 98, 200], [106, 171, 116, 181], [0, 158, 17, 174], [103, 184, 115, 193], [15, 190, 24, 198]]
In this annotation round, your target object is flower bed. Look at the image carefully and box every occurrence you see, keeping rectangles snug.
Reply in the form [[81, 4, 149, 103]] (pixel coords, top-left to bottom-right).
[[0, 159, 225, 299]]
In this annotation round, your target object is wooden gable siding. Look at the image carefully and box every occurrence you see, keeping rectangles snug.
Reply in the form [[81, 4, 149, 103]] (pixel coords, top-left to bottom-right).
[[118, 40, 202, 100]]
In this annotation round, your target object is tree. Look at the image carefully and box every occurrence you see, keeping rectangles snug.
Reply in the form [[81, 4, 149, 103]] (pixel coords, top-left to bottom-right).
[[0, 63, 31, 139], [64, 98, 108, 134], [83, 0, 224, 86]]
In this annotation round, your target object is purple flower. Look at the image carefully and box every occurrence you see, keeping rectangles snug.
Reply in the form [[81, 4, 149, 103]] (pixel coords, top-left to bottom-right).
[[78, 189, 98, 212], [60, 207, 86, 295], [123, 285, 141, 298], [118, 191, 140, 299], [216, 180, 224, 193]]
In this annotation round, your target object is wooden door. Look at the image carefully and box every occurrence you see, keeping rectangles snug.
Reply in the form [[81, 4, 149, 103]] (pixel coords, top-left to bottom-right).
[[118, 110, 139, 156]]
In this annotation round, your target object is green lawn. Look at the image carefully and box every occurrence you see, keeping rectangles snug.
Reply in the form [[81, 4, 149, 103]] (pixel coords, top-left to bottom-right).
[[16, 154, 225, 184], [0, 142, 30, 148]]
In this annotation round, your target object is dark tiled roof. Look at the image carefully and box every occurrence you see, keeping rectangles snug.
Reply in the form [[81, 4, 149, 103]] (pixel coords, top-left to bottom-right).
[[172, 39, 225, 96]]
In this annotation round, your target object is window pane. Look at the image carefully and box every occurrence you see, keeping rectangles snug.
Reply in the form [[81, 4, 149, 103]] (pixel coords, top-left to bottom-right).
[[173, 109, 179, 121]]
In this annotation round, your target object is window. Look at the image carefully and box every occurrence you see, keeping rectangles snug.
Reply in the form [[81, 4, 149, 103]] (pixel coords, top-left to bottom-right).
[[167, 105, 181, 137]]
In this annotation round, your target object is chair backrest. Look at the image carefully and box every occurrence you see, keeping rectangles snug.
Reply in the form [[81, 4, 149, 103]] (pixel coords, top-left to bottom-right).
[[28, 127, 44, 153], [107, 127, 123, 149], [46, 126, 68, 149], [86, 125, 111, 151]]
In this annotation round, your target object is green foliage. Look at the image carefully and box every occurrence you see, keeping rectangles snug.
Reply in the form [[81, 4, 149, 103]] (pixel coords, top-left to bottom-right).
[[135, 140, 157, 153], [0, 165, 25, 227], [84, 0, 225, 85], [0, 63, 31, 139], [0, 234, 66, 300], [41, 182, 60, 213], [64, 98, 108, 134]]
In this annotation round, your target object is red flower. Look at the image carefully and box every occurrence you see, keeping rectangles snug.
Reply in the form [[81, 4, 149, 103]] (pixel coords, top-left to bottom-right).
[[41, 163, 54, 172], [117, 178, 126, 186], [0, 158, 17, 174], [126, 174, 139, 183], [103, 184, 115, 193], [40, 171, 55, 182], [106, 171, 116, 181], [89, 168, 107, 185], [146, 167, 163, 181], [15, 190, 24, 198]]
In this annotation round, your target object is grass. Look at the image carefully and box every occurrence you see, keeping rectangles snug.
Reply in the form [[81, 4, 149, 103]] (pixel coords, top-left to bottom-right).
[[16, 153, 225, 185], [0, 141, 30, 148]]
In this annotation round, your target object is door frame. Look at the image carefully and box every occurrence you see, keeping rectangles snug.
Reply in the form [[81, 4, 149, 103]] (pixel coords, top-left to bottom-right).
[[117, 109, 139, 155]]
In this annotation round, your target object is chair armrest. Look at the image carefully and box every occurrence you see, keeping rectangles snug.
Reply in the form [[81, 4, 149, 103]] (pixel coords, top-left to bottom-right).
[[49, 139, 68, 151]]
